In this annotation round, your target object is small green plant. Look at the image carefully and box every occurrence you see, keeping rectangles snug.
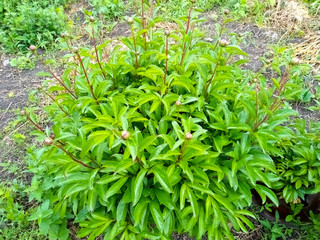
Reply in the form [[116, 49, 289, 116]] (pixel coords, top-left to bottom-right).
[[260, 212, 293, 240], [0, 1, 70, 53], [89, 0, 125, 21], [21, 1, 320, 240], [10, 54, 36, 70], [0, 182, 44, 240]]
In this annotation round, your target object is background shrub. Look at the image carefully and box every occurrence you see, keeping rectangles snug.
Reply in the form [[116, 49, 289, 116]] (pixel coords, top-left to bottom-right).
[[0, 0, 70, 53]]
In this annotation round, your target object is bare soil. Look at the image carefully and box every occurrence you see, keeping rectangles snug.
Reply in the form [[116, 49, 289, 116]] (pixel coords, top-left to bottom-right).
[[0, 55, 46, 129]]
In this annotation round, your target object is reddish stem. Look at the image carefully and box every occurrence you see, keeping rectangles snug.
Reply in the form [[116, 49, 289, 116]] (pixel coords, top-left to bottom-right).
[[40, 89, 70, 116], [164, 36, 169, 85], [255, 83, 259, 126], [186, 5, 193, 34], [141, 0, 147, 50], [53, 143, 94, 169], [130, 27, 139, 69], [26, 115, 44, 133], [92, 27, 107, 79], [204, 49, 222, 97], [76, 53, 99, 103], [180, 42, 187, 66]]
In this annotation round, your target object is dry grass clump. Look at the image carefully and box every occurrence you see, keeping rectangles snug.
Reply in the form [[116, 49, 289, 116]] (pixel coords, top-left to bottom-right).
[[293, 33, 320, 73], [265, 0, 312, 32]]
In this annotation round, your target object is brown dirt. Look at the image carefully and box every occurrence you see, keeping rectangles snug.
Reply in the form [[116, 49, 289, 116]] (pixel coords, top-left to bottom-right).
[[0, 54, 46, 129]]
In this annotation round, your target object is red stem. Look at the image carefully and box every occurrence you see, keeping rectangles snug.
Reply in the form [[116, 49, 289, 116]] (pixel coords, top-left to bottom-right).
[[186, 5, 193, 34], [76, 53, 99, 103], [130, 27, 139, 69], [53, 143, 94, 169], [40, 89, 70, 116], [26, 115, 44, 133], [180, 42, 187, 66], [204, 49, 222, 97], [164, 36, 169, 85], [92, 27, 107, 79]]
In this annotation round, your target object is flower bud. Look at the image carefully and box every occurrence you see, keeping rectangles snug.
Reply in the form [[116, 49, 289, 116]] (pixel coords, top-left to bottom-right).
[[60, 32, 66, 38], [175, 100, 182, 106], [36, 85, 42, 90], [121, 130, 130, 140], [291, 57, 300, 65], [20, 110, 27, 116], [127, 17, 134, 25], [135, 51, 140, 56], [219, 39, 228, 47], [50, 133, 56, 139], [89, 16, 94, 22], [29, 45, 36, 51], [43, 137, 53, 146], [165, 29, 170, 36], [191, 0, 196, 4], [185, 132, 192, 140], [72, 47, 79, 53], [224, 9, 230, 15]]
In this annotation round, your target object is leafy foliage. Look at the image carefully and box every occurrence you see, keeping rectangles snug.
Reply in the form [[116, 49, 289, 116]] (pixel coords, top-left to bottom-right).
[[22, 2, 320, 240], [89, 0, 125, 21], [0, 0, 70, 53]]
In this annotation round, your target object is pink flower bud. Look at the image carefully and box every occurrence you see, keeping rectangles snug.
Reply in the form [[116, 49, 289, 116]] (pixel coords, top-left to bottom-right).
[[220, 39, 228, 47], [29, 45, 36, 51], [121, 131, 130, 140], [72, 47, 79, 53], [43, 137, 53, 146], [20, 110, 26, 116], [185, 132, 192, 140]]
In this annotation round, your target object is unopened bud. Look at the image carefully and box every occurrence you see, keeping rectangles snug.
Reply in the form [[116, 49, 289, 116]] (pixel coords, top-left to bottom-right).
[[29, 45, 36, 51], [89, 16, 94, 22], [185, 132, 192, 140], [191, 0, 196, 4], [127, 17, 134, 25], [50, 133, 56, 139], [135, 52, 140, 56], [220, 39, 228, 47], [20, 110, 27, 116], [165, 29, 170, 36], [60, 33, 66, 38], [43, 137, 53, 146], [175, 100, 182, 106], [224, 9, 230, 15], [72, 47, 79, 53], [121, 130, 130, 140], [36, 85, 42, 90]]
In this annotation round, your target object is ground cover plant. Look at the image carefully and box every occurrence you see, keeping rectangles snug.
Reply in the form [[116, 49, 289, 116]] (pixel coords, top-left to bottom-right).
[[0, 0, 72, 53], [15, 1, 320, 239]]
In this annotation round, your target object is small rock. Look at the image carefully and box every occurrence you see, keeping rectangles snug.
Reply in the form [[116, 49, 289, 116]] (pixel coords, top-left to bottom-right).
[[205, 37, 214, 42], [3, 59, 10, 67]]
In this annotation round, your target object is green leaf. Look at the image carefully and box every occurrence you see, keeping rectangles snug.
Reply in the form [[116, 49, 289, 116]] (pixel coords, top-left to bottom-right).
[[133, 168, 148, 206], [105, 176, 128, 199], [149, 201, 164, 232], [152, 166, 173, 193]]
